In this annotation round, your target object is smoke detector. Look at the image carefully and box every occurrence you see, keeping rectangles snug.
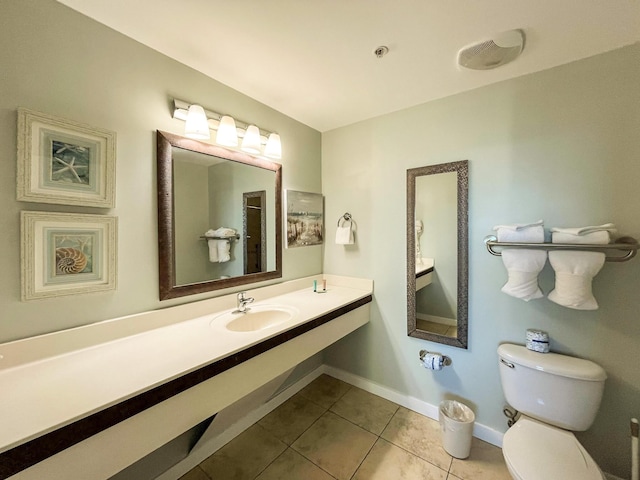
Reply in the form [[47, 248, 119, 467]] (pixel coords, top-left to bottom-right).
[[373, 46, 389, 58], [457, 30, 525, 70]]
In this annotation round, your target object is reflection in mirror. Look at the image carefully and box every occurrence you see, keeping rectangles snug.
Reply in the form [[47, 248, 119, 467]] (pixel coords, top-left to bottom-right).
[[407, 161, 468, 348], [243, 191, 266, 274], [157, 131, 282, 300]]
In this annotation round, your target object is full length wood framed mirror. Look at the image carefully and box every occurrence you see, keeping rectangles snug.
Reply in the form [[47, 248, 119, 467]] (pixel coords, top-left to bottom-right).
[[407, 160, 468, 348], [157, 130, 282, 300]]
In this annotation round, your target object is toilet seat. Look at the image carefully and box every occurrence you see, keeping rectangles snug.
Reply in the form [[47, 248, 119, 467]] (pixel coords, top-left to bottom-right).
[[502, 416, 605, 480]]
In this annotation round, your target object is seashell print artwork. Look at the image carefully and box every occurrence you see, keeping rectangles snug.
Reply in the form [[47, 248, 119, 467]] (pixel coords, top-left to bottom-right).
[[56, 247, 88, 274], [53, 234, 93, 276], [21, 211, 116, 300]]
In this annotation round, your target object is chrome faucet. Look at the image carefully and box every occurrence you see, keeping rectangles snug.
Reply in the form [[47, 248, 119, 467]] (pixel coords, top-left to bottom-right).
[[235, 291, 254, 313]]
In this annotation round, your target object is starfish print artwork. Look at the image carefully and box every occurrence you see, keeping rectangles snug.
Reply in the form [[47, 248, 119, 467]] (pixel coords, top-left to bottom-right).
[[51, 141, 90, 184]]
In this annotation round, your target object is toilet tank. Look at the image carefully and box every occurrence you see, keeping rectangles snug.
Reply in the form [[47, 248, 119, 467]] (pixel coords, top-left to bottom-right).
[[498, 343, 606, 431]]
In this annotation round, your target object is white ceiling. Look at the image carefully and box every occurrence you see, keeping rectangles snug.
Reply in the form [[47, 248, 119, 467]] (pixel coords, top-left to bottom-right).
[[57, 1, 639, 132]]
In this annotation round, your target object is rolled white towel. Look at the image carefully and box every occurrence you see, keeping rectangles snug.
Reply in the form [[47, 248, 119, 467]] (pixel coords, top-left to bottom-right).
[[493, 221, 546, 301], [548, 251, 605, 310]]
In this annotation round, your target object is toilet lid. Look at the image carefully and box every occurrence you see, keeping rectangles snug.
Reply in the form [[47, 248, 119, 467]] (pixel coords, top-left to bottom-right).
[[502, 417, 604, 480]]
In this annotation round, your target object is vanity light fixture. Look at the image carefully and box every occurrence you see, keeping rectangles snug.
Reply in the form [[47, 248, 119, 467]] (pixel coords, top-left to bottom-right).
[[172, 98, 282, 159]]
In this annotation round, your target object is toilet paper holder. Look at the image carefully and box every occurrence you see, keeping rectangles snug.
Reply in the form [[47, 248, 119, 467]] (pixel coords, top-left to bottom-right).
[[419, 349, 452, 367]]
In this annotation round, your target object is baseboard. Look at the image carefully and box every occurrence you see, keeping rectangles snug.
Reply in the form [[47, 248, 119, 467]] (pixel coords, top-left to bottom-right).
[[157, 363, 504, 479]]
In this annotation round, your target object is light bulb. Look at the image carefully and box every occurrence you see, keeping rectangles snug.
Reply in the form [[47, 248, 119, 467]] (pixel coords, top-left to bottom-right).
[[241, 125, 262, 154], [184, 104, 210, 140], [216, 115, 238, 146], [264, 133, 281, 159]]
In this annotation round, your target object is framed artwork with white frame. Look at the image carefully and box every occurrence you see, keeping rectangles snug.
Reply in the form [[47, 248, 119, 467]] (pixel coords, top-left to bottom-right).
[[21, 211, 118, 301], [17, 108, 116, 208]]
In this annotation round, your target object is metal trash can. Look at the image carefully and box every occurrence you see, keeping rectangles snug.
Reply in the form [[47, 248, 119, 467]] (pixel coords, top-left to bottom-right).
[[439, 400, 475, 459]]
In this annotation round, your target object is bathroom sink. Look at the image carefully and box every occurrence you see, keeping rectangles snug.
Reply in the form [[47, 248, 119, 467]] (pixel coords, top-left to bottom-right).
[[213, 305, 299, 332]]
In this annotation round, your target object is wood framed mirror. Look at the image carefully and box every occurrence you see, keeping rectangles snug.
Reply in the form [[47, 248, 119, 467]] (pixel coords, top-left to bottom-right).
[[407, 160, 468, 348], [157, 130, 282, 300]]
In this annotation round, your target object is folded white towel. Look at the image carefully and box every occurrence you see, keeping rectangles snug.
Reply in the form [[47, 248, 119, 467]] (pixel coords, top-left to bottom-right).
[[548, 251, 605, 310], [207, 239, 231, 263], [494, 221, 546, 301], [206, 227, 237, 238], [493, 220, 544, 242], [494, 219, 543, 231], [547, 225, 611, 309], [217, 239, 231, 262], [207, 239, 220, 262], [336, 224, 354, 245], [552, 230, 611, 245], [550, 223, 616, 236], [501, 250, 547, 301]]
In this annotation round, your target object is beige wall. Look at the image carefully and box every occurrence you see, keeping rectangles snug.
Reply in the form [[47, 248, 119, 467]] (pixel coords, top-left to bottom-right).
[[0, 0, 322, 342], [322, 43, 640, 478]]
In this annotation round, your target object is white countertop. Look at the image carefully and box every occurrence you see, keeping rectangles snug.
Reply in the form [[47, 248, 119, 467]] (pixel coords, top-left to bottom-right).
[[0, 275, 372, 455], [416, 257, 434, 275]]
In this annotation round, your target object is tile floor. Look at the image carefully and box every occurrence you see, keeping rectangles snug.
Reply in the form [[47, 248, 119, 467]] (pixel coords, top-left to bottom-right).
[[416, 319, 457, 339], [179, 374, 511, 480]]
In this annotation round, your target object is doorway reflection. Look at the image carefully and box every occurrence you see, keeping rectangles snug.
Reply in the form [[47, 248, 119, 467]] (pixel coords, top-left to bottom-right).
[[243, 191, 266, 275]]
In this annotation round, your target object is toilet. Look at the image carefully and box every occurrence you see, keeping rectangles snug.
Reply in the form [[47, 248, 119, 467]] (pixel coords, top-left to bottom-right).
[[497, 343, 607, 480]]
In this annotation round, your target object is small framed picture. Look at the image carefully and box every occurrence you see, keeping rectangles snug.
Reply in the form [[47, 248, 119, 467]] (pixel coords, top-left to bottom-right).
[[285, 190, 324, 248], [17, 108, 116, 208], [21, 211, 118, 301]]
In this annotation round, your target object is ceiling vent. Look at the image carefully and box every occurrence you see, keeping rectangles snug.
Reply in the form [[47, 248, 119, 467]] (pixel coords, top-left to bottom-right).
[[457, 30, 525, 70]]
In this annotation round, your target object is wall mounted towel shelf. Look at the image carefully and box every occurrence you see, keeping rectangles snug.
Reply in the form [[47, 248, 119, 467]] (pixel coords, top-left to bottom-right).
[[200, 234, 240, 241], [484, 235, 639, 262]]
